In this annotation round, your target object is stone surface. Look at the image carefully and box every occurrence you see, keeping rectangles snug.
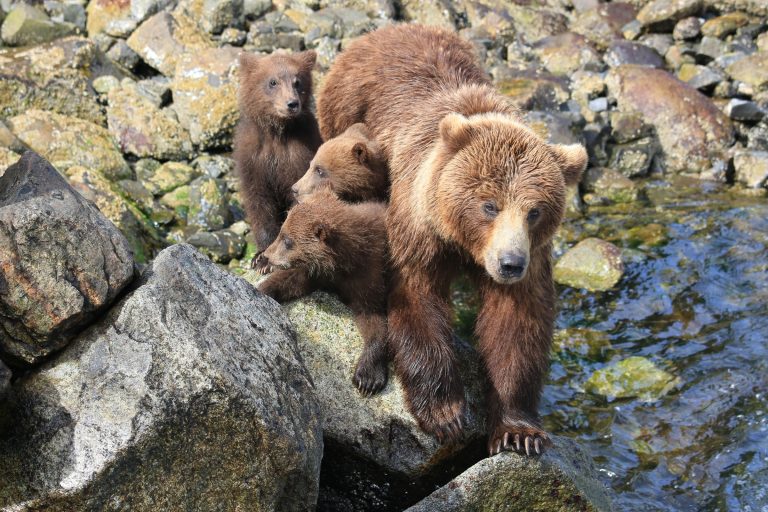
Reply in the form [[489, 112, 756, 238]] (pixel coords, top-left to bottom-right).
[[604, 41, 665, 68], [107, 81, 193, 161], [733, 150, 768, 189], [609, 137, 658, 178], [726, 51, 768, 92], [724, 99, 766, 122], [188, 176, 232, 230], [0, 37, 123, 124], [531, 32, 603, 76], [672, 16, 702, 40], [700, 11, 751, 39], [405, 437, 614, 512], [554, 238, 625, 292], [274, 291, 487, 479], [637, 0, 703, 29], [606, 65, 734, 176], [170, 46, 240, 149], [86, 0, 132, 37], [7, 109, 131, 181], [677, 63, 725, 91], [583, 167, 642, 202], [585, 356, 680, 402], [0, 152, 134, 368], [571, 2, 637, 49], [186, 229, 245, 262], [0, 244, 323, 510], [399, 0, 457, 29], [0, 3, 75, 46]]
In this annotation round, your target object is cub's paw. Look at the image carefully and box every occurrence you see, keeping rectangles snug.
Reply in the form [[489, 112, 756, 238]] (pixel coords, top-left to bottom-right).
[[251, 252, 272, 274], [488, 417, 552, 456], [353, 357, 388, 397], [413, 397, 466, 445]]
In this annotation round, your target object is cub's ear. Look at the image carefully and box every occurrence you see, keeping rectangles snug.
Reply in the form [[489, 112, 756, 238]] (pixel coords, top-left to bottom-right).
[[439, 113, 473, 153], [239, 52, 262, 70], [352, 142, 368, 165], [346, 123, 372, 140], [550, 144, 588, 186], [313, 222, 327, 242], [296, 50, 317, 71]]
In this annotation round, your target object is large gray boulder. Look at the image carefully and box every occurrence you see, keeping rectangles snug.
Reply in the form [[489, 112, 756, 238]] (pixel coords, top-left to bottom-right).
[[0, 152, 135, 368], [405, 436, 615, 512], [0, 244, 323, 511]]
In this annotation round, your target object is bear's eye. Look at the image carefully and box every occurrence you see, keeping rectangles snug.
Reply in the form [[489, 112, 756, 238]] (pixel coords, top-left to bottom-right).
[[283, 237, 294, 250], [293, 78, 302, 90], [316, 167, 325, 177], [483, 201, 498, 218], [527, 208, 541, 222], [268, 78, 278, 88]]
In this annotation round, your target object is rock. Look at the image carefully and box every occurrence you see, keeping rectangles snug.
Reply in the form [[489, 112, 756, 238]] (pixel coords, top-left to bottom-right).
[[696, 35, 723, 61], [320, 0, 394, 19], [725, 98, 766, 122], [171, 46, 240, 149], [554, 328, 611, 359], [609, 111, 654, 144], [733, 150, 768, 189], [92, 74, 120, 94], [135, 76, 173, 107], [589, 97, 608, 112], [638, 33, 674, 57], [131, 0, 177, 23], [672, 16, 702, 40], [44, 1, 87, 32], [104, 17, 138, 38], [0, 37, 123, 124], [243, 0, 271, 18], [107, 81, 193, 161], [188, 176, 232, 230], [0, 148, 20, 173], [585, 356, 680, 401], [7, 109, 131, 181], [604, 41, 665, 68], [246, 16, 304, 52], [220, 26, 246, 45], [0, 3, 75, 46], [700, 11, 751, 39], [399, 0, 458, 29], [606, 65, 734, 176], [570, 2, 637, 49], [0, 358, 10, 400], [677, 63, 725, 91], [583, 167, 642, 202], [65, 166, 164, 264], [126, 10, 213, 77], [621, 19, 642, 40], [726, 51, 768, 92], [143, 161, 200, 195], [531, 32, 603, 76], [554, 238, 625, 292], [0, 119, 29, 155], [0, 244, 323, 509], [405, 437, 614, 512], [105, 39, 140, 70], [0, 152, 134, 368], [624, 223, 668, 248], [300, 7, 374, 45], [194, 154, 235, 178], [197, 0, 244, 34], [86, 0, 132, 37], [187, 229, 245, 262], [609, 136, 659, 178], [497, 72, 570, 111], [636, 0, 703, 30]]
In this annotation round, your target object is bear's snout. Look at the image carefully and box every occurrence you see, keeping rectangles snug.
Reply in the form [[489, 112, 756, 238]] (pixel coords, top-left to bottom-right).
[[286, 99, 300, 114], [498, 252, 527, 279]]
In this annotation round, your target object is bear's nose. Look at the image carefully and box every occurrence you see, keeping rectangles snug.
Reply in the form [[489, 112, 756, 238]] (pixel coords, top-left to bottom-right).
[[498, 253, 527, 278], [287, 100, 299, 112]]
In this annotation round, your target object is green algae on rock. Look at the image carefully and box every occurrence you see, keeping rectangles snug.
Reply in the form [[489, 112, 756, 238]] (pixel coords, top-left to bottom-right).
[[585, 356, 681, 402], [7, 109, 131, 181], [554, 238, 625, 292]]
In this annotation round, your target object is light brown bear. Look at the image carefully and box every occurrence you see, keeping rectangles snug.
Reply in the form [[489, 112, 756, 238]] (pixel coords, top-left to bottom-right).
[[257, 189, 390, 395], [292, 123, 389, 203], [317, 24, 587, 456], [233, 50, 322, 267]]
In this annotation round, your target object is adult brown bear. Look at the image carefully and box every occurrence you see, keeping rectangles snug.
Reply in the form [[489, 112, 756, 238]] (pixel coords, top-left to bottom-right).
[[317, 24, 587, 456]]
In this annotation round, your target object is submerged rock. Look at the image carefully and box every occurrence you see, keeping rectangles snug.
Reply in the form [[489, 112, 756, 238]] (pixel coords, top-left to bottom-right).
[[606, 65, 733, 177], [0, 152, 134, 368], [0, 244, 323, 510], [585, 356, 680, 402], [554, 238, 625, 292], [405, 437, 614, 512]]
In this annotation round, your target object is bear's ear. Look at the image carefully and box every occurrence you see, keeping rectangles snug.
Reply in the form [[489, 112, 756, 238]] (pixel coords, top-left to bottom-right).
[[239, 52, 262, 71], [352, 142, 368, 165], [296, 50, 317, 72], [439, 113, 473, 153], [347, 123, 372, 140], [313, 222, 327, 242], [550, 144, 588, 186]]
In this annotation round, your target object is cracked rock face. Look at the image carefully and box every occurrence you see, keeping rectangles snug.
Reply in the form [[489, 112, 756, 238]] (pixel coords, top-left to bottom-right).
[[0, 244, 323, 511], [0, 152, 135, 368]]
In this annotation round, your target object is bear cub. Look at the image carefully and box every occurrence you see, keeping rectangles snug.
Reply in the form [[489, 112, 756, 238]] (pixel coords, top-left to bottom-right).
[[233, 50, 322, 268], [257, 189, 390, 395], [292, 123, 389, 203]]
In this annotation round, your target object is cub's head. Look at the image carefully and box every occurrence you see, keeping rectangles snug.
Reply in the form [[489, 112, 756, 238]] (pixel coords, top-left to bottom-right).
[[239, 50, 316, 123], [433, 113, 587, 285], [293, 123, 387, 202], [262, 189, 339, 276]]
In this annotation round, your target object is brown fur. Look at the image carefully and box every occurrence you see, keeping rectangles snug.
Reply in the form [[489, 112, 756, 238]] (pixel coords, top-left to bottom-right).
[[292, 123, 389, 203], [257, 189, 390, 395], [317, 24, 587, 455], [233, 50, 323, 260]]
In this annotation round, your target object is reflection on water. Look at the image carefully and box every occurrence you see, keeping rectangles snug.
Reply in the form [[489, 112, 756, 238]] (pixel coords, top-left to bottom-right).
[[455, 177, 768, 511]]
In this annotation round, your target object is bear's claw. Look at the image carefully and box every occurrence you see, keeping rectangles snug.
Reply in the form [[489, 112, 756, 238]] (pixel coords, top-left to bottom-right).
[[489, 418, 551, 456], [353, 359, 388, 397]]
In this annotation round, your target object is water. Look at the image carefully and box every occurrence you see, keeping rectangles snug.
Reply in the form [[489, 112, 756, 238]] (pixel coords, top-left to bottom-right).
[[541, 178, 768, 511]]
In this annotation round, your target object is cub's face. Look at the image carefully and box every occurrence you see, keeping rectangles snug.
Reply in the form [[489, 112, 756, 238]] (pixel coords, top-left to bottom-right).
[[262, 196, 335, 276], [434, 113, 587, 285], [293, 124, 378, 202], [239, 50, 316, 122]]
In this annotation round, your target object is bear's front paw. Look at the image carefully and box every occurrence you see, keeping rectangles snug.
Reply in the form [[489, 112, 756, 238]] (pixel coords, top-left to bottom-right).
[[353, 357, 388, 397], [488, 416, 551, 456], [413, 398, 466, 445], [251, 252, 273, 274]]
